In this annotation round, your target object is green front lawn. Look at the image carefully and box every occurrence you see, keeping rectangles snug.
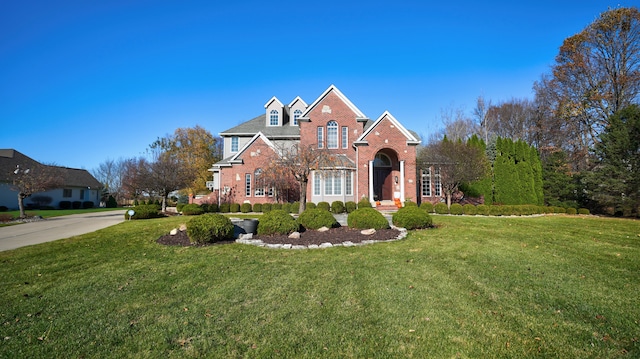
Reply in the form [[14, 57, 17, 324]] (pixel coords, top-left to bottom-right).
[[3, 207, 124, 219], [1, 215, 638, 358]]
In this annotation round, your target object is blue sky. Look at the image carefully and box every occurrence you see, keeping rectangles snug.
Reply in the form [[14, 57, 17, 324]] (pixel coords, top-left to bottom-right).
[[1, 0, 635, 171]]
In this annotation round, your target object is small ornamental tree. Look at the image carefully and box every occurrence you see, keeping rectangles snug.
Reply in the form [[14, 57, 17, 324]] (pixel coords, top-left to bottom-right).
[[10, 163, 62, 218]]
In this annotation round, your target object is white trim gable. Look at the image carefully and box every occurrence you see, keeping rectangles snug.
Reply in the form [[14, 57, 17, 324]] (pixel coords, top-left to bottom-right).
[[228, 132, 278, 164], [264, 96, 284, 109], [288, 96, 307, 108], [299, 85, 369, 121], [354, 111, 421, 146]]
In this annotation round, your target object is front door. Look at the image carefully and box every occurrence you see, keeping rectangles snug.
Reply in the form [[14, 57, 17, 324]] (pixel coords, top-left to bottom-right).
[[373, 168, 391, 200]]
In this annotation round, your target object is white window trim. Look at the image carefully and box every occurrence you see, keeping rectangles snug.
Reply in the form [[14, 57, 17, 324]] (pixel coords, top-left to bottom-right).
[[342, 126, 348, 149], [317, 127, 324, 149], [327, 121, 338, 149], [269, 110, 279, 126]]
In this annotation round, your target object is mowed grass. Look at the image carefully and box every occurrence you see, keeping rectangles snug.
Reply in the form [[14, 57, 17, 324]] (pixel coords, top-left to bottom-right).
[[0, 215, 638, 358]]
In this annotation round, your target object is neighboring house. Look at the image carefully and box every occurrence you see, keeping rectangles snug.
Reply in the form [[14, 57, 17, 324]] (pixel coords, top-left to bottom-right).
[[205, 85, 445, 207], [0, 149, 101, 210]]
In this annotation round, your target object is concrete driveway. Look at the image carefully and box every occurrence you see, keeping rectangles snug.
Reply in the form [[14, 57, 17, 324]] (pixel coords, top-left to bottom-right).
[[0, 210, 126, 252]]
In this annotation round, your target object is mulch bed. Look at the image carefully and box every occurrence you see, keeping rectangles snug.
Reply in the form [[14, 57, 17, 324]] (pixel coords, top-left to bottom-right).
[[156, 226, 402, 247]]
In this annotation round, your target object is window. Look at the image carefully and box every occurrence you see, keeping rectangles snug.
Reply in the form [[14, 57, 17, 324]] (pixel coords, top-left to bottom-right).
[[421, 168, 431, 197], [293, 109, 302, 126], [324, 172, 342, 195], [342, 126, 348, 149], [313, 172, 321, 196], [63, 189, 72, 198], [254, 169, 264, 197], [269, 110, 279, 126], [434, 168, 441, 196], [327, 121, 338, 149], [231, 136, 238, 152], [345, 171, 353, 196], [245, 174, 251, 197], [317, 127, 324, 148], [80, 189, 85, 200]]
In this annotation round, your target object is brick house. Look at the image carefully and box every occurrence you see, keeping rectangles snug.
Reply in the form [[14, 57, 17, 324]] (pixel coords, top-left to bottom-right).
[[206, 85, 443, 207]]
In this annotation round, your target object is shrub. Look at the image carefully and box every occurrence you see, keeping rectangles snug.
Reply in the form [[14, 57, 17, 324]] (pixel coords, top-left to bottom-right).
[[392, 206, 433, 230], [434, 203, 449, 214], [345, 201, 357, 213], [463, 204, 477, 215], [331, 201, 345, 214], [555, 207, 567, 214], [127, 204, 161, 219], [272, 203, 283, 211], [317, 201, 330, 211], [82, 201, 94, 209], [59, 201, 72, 209], [219, 203, 230, 213], [566, 207, 577, 215], [281, 203, 291, 213], [176, 203, 186, 212], [578, 208, 590, 215], [0, 206, 8, 212], [230, 203, 240, 213], [404, 200, 418, 207], [257, 210, 299, 235], [290, 202, 300, 214], [305, 202, 316, 210], [298, 208, 338, 230], [187, 213, 234, 244], [347, 208, 389, 230], [450, 203, 463, 215], [489, 206, 504, 216], [253, 203, 263, 212], [181, 204, 204, 216], [30, 195, 52, 207], [420, 202, 434, 213], [357, 198, 372, 208], [206, 203, 219, 213], [72, 201, 82, 209], [262, 203, 272, 212], [476, 204, 489, 215], [0, 213, 13, 222], [240, 203, 252, 213]]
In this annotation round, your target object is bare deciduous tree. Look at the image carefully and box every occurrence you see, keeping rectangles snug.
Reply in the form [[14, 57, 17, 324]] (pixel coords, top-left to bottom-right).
[[11, 164, 62, 218]]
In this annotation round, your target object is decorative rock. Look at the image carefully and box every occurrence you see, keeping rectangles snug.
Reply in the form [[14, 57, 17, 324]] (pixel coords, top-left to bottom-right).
[[238, 233, 253, 240], [266, 243, 282, 249], [288, 231, 301, 239], [317, 226, 330, 232], [292, 245, 307, 250], [308, 244, 319, 249], [282, 244, 292, 249], [170, 228, 178, 236], [319, 242, 333, 248], [179, 224, 187, 231], [361, 228, 376, 235], [342, 241, 355, 247]]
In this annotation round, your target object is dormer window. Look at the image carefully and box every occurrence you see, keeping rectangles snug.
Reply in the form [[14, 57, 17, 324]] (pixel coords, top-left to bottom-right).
[[269, 110, 279, 126], [293, 109, 302, 126], [231, 136, 239, 153]]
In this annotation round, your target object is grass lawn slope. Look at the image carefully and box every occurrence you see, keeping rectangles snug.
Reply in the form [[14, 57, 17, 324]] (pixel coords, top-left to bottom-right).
[[1, 215, 638, 358]]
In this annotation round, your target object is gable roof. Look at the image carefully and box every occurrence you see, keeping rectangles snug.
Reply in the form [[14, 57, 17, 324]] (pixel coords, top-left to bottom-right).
[[219, 115, 300, 138], [227, 132, 278, 165], [0, 149, 101, 188], [299, 85, 369, 121], [264, 96, 284, 109], [354, 111, 421, 146], [288, 96, 308, 108]]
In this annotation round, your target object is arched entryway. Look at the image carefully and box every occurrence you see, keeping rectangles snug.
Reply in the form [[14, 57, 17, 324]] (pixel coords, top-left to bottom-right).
[[371, 150, 399, 201]]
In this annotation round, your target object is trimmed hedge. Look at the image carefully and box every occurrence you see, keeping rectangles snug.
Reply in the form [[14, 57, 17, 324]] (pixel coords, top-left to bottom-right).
[[345, 201, 357, 213], [187, 213, 234, 244], [230, 203, 240, 213], [578, 208, 590, 215], [253, 203, 263, 213], [463, 204, 477, 215], [566, 207, 577, 215], [392, 206, 433, 230], [450, 203, 464, 215], [257, 210, 299, 235], [434, 203, 449, 214], [419, 202, 433, 213], [298, 208, 338, 230], [357, 198, 372, 208], [317, 201, 330, 211], [181, 204, 204, 216], [59, 201, 72, 209], [290, 202, 300, 214], [331, 201, 345, 214], [126, 204, 161, 220], [305, 202, 316, 210], [262, 203, 272, 213], [240, 203, 252, 213], [347, 208, 389, 230]]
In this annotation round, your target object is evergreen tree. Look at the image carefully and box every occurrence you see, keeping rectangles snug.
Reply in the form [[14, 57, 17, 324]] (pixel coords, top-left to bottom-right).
[[586, 105, 640, 216]]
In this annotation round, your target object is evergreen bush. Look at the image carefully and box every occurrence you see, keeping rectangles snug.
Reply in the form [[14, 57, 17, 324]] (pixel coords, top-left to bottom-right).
[[262, 203, 272, 212], [281, 203, 292, 213], [298, 208, 338, 230], [181, 204, 204, 216], [290, 202, 300, 214], [450, 203, 464, 215], [272, 203, 282, 211], [230, 203, 240, 213], [72, 201, 82, 209], [257, 210, 299, 235], [331, 201, 345, 213], [404, 200, 418, 207], [578, 208, 590, 215], [420, 202, 434, 213], [489, 206, 504, 216], [59, 201, 72, 209], [176, 203, 185, 212], [345, 201, 357, 213], [347, 208, 389, 229], [476, 204, 489, 215], [207, 203, 219, 213], [187, 213, 234, 244], [306, 202, 316, 210], [392, 206, 433, 230], [82, 201, 94, 209], [240, 203, 252, 213], [463, 204, 477, 215], [434, 203, 449, 214], [127, 204, 161, 219], [219, 203, 231, 213], [317, 201, 330, 211], [253, 203, 263, 212], [106, 195, 118, 208], [357, 198, 372, 208], [566, 207, 577, 215]]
